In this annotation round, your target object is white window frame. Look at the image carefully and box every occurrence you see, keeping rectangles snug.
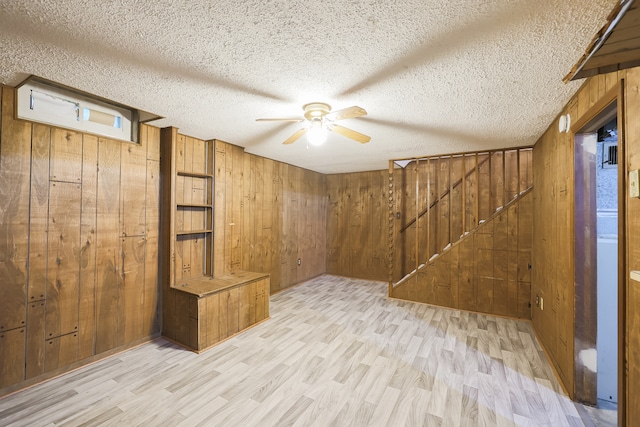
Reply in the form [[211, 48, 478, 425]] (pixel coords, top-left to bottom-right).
[[602, 141, 618, 169], [16, 79, 135, 143]]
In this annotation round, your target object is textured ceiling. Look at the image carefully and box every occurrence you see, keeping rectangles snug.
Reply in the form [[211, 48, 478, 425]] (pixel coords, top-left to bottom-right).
[[0, 0, 619, 174]]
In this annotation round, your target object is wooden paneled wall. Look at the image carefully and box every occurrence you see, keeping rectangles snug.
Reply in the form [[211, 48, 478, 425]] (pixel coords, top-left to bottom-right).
[[0, 86, 161, 394], [325, 171, 389, 281], [627, 67, 640, 427], [531, 68, 640, 424], [532, 116, 571, 394], [213, 140, 327, 293], [532, 72, 624, 399]]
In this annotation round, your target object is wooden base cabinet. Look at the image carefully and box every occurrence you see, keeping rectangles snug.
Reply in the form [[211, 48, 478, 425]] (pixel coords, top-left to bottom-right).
[[159, 127, 270, 353], [167, 272, 269, 352]]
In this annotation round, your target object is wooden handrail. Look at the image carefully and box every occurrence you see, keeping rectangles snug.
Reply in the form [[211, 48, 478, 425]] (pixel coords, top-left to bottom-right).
[[399, 155, 490, 232]]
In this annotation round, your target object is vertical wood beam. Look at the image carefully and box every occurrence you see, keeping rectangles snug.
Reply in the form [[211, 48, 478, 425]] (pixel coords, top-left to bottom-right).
[[502, 149, 506, 208], [462, 155, 466, 234], [388, 160, 394, 294], [517, 149, 521, 195], [160, 127, 177, 341], [616, 79, 626, 427], [415, 160, 419, 271], [489, 151, 493, 214], [475, 153, 479, 227], [426, 158, 431, 262], [213, 140, 226, 277], [433, 158, 438, 254], [449, 156, 453, 247]]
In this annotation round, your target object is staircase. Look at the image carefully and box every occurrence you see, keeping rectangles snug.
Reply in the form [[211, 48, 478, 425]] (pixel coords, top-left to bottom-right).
[[388, 147, 534, 319]]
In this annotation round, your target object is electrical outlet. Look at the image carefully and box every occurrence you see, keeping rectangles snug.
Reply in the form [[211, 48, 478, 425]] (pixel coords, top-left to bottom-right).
[[535, 295, 540, 306], [297, 258, 301, 266]]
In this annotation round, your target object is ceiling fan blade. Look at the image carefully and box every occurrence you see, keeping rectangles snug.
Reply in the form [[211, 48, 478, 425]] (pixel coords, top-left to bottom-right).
[[283, 128, 307, 145], [327, 124, 371, 143], [325, 106, 367, 121], [256, 118, 304, 122]]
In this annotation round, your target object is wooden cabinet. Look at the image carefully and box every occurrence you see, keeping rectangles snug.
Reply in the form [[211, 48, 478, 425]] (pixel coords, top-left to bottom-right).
[[170, 272, 270, 352], [160, 128, 269, 352]]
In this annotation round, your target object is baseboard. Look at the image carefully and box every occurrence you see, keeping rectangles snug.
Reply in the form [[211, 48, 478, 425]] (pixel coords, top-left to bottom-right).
[[0, 333, 161, 399]]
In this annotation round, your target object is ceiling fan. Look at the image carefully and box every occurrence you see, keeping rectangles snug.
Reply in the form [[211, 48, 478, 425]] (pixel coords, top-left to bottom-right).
[[256, 102, 371, 146]]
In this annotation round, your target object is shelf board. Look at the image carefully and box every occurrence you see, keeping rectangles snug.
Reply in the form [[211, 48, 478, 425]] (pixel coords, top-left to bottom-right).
[[176, 229, 213, 236], [177, 203, 212, 208], [177, 171, 213, 178]]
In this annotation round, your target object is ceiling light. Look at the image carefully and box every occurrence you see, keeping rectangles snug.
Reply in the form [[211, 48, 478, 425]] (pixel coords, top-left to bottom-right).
[[307, 119, 327, 146]]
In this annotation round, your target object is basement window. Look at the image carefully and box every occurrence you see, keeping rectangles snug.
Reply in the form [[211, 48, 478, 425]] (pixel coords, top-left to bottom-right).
[[598, 116, 618, 169], [16, 77, 142, 143], [602, 142, 618, 168]]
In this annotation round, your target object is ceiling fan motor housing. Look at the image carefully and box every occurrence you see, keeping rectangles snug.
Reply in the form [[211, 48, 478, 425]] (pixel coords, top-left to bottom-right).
[[303, 102, 331, 121]]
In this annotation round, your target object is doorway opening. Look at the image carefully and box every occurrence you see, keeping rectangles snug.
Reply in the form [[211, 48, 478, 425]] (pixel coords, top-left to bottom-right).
[[595, 116, 618, 407], [574, 100, 618, 419]]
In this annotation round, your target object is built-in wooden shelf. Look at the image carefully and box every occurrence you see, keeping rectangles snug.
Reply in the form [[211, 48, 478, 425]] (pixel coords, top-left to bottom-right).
[[177, 170, 213, 178], [162, 129, 222, 353], [162, 129, 269, 354], [176, 229, 213, 236], [177, 203, 211, 208]]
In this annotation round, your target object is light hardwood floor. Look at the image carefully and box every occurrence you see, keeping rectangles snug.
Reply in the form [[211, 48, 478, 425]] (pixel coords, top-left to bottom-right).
[[0, 275, 586, 426]]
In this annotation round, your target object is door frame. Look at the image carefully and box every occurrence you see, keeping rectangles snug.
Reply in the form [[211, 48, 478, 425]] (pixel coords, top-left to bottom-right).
[[570, 81, 626, 425]]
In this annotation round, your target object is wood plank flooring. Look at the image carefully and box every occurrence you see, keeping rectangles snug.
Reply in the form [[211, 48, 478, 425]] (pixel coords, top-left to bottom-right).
[[0, 275, 585, 426]]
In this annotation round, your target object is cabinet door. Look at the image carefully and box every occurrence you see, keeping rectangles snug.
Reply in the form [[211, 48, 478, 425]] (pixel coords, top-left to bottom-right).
[[256, 279, 269, 322], [189, 316, 199, 351], [263, 279, 270, 319], [202, 294, 220, 348], [218, 290, 229, 340], [219, 289, 240, 339], [238, 283, 255, 331], [188, 295, 199, 350], [227, 288, 239, 336]]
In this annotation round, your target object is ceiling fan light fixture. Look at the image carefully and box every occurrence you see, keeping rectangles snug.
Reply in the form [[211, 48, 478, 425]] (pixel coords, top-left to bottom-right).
[[256, 102, 370, 145], [307, 119, 327, 146]]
